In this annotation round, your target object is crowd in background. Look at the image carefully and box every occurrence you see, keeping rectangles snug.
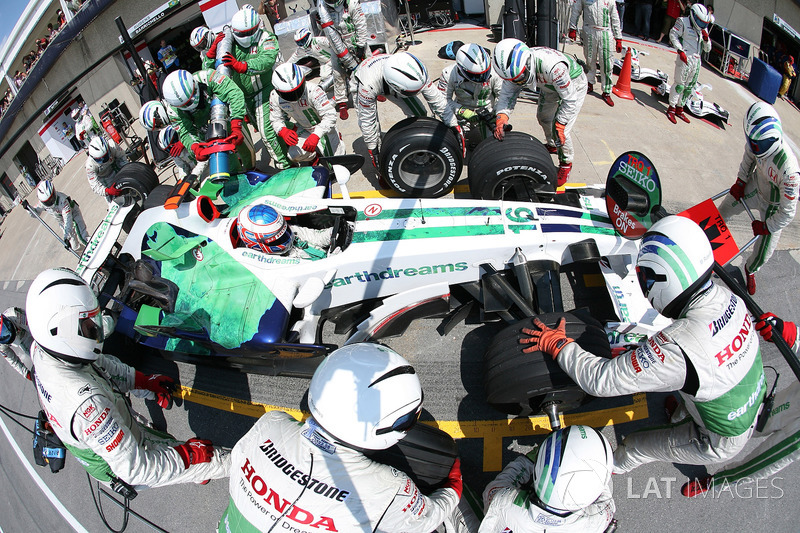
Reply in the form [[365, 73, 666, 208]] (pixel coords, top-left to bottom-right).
[[616, 0, 712, 43]]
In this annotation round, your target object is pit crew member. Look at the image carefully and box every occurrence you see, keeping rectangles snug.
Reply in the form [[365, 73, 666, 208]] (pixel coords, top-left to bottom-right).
[[85, 136, 128, 203], [28, 180, 89, 252], [1, 307, 33, 379], [568, 0, 622, 106], [286, 28, 334, 92], [189, 26, 225, 70], [158, 125, 209, 182], [666, 4, 712, 124]]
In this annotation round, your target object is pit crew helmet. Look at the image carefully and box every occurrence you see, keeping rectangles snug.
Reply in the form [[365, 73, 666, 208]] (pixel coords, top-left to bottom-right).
[[746, 116, 783, 159], [383, 52, 428, 97], [158, 126, 180, 151], [26, 268, 105, 363], [456, 43, 492, 83], [272, 62, 306, 102], [744, 101, 780, 135], [190, 26, 213, 51], [0, 313, 16, 345], [88, 137, 110, 163], [139, 100, 170, 131], [308, 343, 423, 450], [533, 425, 613, 513], [492, 38, 533, 85], [689, 3, 711, 32], [163, 70, 200, 112], [37, 180, 56, 206], [636, 215, 714, 319], [294, 27, 312, 49], [231, 7, 262, 48], [237, 204, 294, 254]]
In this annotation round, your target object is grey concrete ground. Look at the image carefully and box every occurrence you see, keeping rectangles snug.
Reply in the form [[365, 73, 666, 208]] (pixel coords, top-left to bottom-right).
[[1, 26, 800, 532]]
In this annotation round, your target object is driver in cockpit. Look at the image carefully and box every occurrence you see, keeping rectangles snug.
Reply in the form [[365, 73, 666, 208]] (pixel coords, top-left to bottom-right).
[[235, 203, 332, 260]]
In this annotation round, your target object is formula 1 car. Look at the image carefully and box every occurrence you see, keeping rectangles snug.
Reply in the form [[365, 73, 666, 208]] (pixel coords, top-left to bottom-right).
[[612, 47, 669, 86], [651, 81, 730, 124]]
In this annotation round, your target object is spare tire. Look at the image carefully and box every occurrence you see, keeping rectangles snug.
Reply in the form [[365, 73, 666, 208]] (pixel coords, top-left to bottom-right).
[[484, 311, 611, 416], [141, 184, 174, 211], [468, 132, 557, 201], [115, 162, 160, 232], [379, 117, 463, 198]]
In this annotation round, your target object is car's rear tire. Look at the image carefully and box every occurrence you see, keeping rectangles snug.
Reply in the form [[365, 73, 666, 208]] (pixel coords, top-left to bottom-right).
[[484, 311, 611, 416], [468, 132, 557, 201], [379, 117, 463, 198]]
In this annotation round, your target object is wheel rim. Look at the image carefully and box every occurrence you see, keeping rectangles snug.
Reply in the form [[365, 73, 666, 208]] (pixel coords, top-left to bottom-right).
[[530, 388, 587, 414], [395, 149, 447, 190], [117, 186, 146, 209], [493, 176, 550, 202]]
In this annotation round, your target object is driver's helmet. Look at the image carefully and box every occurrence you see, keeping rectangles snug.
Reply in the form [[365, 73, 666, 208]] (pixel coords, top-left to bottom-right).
[[0, 313, 16, 345], [383, 52, 429, 97], [231, 7, 263, 49], [26, 268, 105, 363], [294, 27, 312, 49], [308, 343, 423, 450], [456, 43, 492, 83], [690, 3, 711, 32], [636, 215, 714, 319], [237, 204, 295, 254], [88, 137, 110, 164], [158, 126, 180, 151], [492, 38, 533, 85], [190, 26, 213, 51], [272, 62, 306, 102], [533, 425, 613, 513], [163, 70, 201, 112], [37, 180, 56, 206], [139, 100, 170, 131], [746, 116, 783, 159]]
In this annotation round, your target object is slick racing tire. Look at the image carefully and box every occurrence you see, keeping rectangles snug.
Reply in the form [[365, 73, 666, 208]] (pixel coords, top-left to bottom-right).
[[484, 311, 612, 416], [468, 132, 557, 201], [141, 184, 174, 211], [379, 117, 463, 198], [115, 162, 159, 232], [365, 421, 458, 492]]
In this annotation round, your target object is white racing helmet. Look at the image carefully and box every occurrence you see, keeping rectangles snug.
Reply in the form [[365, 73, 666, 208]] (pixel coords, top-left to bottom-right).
[[231, 7, 262, 48], [26, 268, 105, 363], [308, 343, 423, 450], [636, 215, 714, 319], [237, 204, 295, 254], [743, 101, 781, 135], [294, 27, 312, 48], [746, 115, 783, 159], [37, 180, 56, 206], [163, 70, 201, 112], [456, 43, 492, 83], [139, 100, 170, 131], [158, 125, 180, 151], [689, 3, 711, 32], [0, 313, 17, 345], [534, 425, 613, 513], [383, 52, 429, 97], [190, 26, 213, 51], [272, 62, 306, 102], [88, 137, 110, 163], [492, 38, 532, 85]]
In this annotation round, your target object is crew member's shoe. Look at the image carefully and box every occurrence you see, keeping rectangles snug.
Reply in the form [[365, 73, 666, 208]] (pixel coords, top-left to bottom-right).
[[546, 144, 558, 154], [682, 476, 712, 497], [587, 82, 594, 93], [557, 163, 572, 187], [666, 106, 677, 124], [336, 102, 349, 120], [602, 93, 615, 107], [376, 94, 387, 102], [676, 106, 691, 123], [746, 266, 756, 295]]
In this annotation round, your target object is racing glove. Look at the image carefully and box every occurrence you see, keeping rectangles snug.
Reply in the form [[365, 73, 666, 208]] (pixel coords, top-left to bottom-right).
[[442, 458, 463, 498], [756, 312, 798, 347], [520, 317, 574, 359], [702, 29, 709, 42], [568, 28, 577, 41], [169, 140, 184, 158], [368, 149, 380, 169], [206, 33, 225, 59], [135, 372, 176, 409], [222, 53, 248, 74], [278, 127, 299, 146], [457, 107, 478, 122], [302, 134, 320, 152], [104, 185, 122, 197], [616, 39, 623, 53], [191, 142, 209, 162], [678, 51, 688, 64], [229, 119, 245, 146], [752, 220, 769, 236], [454, 125, 467, 158], [729, 178, 746, 201], [494, 113, 509, 141], [173, 438, 214, 468], [554, 121, 567, 147]]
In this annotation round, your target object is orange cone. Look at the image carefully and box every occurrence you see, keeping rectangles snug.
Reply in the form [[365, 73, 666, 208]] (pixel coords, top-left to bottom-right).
[[612, 48, 635, 100]]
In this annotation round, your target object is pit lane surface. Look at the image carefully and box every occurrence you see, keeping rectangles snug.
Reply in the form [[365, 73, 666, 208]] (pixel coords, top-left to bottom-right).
[[1, 28, 800, 532]]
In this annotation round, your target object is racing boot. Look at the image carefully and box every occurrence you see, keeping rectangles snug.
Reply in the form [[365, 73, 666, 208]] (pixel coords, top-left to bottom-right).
[[336, 102, 349, 120], [601, 93, 615, 107], [587, 82, 594, 93], [376, 94, 387, 102], [675, 106, 691, 123], [557, 162, 572, 187], [746, 266, 756, 295], [666, 106, 677, 124], [681, 476, 713, 497], [546, 144, 558, 154]]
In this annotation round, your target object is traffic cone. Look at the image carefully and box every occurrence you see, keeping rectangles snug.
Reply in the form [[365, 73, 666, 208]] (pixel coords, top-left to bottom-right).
[[612, 48, 635, 100]]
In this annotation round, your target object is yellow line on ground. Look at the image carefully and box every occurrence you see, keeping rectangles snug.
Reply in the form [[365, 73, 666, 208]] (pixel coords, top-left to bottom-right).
[[177, 386, 648, 472]]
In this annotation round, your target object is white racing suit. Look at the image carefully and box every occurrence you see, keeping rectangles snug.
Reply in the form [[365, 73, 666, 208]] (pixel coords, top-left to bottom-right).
[[171, 147, 209, 182], [218, 411, 463, 533], [556, 283, 766, 473], [85, 140, 129, 203], [480, 455, 615, 532], [569, 0, 621, 94], [287, 37, 334, 90], [268, 81, 344, 163], [718, 141, 800, 273], [32, 343, 231, 489], [76, 113, 101, 144], [496, 47, 587, 165], [317, 0, 368, 105], [355, 54, 457, 152], [28, 191, 89, 251], [438, 65, 504, 139], [284, 225, 333, 260], [668, 16, 711, 108], [1, 306, 33, 378]]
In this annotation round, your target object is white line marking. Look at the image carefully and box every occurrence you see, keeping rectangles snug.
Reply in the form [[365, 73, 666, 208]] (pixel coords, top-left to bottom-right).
[[0, 415, 90, 533]]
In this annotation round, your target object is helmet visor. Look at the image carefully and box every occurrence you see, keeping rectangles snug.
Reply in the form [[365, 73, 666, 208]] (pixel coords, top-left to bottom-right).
[[78, 306, 104, 344], [691, 12, 709, 30], [95, 152, 110, 164], [375, 394, 424, 435], [296, 33, 311, 48], [0, 315, 16, 344], [636, 265, 666, 298], [749, 137, 778, 156], [234, 25, 260, 41], [459, 65, 491, 83], [42, 190, 56, 206], [258, 225, 294, 254], [278, 85, 305, 102]]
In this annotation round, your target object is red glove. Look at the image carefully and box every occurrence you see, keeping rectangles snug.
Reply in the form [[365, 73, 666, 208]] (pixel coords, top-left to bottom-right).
[[25, 370, 32, 381], [278, 127, 299, 146], [173, 438, 214, 468], [756, 312, 798, 346], [206, 33, 225, 59], [730, 178, 746, 201], [702, 29, 709, 41], [104, 185, 122, 197], [554, 121, 567, 147], [679, 51, 688, 64], [454, 125, 466, 158], [616, 39, 623, 53], [568, 29, 577, 41], [222, 52, 248, 74], [302, 133, 320, 152], [79, 131, 86, 140], [368, 149, 380, 169], [134, 371, 176, 409], [752, 220, 769, 236], [520, 317, 574, 359], [169, 140, 184, 158], [442, 458, 463, 498], [229, 119, 245, 146], [191, 142, 209, 162], [494, 113, 509, 141]]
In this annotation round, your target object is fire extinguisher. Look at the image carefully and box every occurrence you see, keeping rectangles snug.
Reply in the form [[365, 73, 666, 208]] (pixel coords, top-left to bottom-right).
[[100, 110, 122, 143]]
